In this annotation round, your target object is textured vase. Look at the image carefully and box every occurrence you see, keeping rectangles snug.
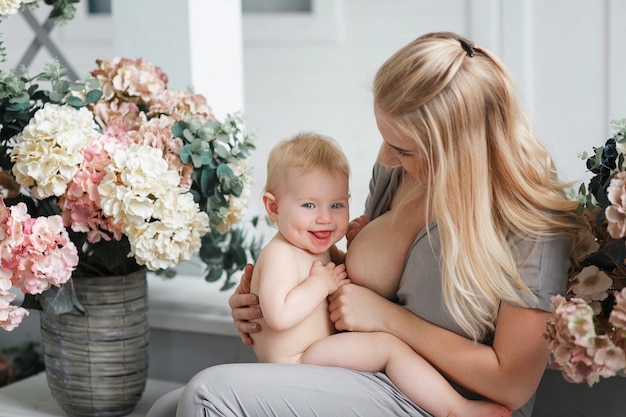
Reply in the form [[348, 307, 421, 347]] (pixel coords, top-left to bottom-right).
[[40, 269, 149, 417]]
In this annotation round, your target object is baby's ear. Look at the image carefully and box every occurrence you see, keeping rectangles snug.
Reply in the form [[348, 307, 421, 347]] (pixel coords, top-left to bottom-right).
[[262, 192, 279, 221]]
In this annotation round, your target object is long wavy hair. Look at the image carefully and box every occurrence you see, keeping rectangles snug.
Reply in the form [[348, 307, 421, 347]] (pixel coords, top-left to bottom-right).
[[373, 32, 581, 341]]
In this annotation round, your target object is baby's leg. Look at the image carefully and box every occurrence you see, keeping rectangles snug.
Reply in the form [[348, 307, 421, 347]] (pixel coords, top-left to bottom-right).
[[302, 332, 510, 417]]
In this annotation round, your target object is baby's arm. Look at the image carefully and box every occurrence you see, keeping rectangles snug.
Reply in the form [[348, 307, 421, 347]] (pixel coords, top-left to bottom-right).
[[258, 246, 349, 331]]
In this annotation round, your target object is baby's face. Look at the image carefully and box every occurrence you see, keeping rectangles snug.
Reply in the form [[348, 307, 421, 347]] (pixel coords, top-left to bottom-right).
[[274, 166, 349, 254]]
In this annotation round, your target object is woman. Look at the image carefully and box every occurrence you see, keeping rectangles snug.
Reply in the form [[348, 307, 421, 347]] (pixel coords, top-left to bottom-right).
[[148, 31, 581, 417]]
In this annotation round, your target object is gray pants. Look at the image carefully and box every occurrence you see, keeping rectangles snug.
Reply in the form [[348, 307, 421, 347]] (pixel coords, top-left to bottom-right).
[[146, 363, 429, 417]]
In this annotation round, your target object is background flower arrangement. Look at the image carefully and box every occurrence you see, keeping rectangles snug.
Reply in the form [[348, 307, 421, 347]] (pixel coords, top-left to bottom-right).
[[0, 0, 261, 332], [546, 119, 626, 386]]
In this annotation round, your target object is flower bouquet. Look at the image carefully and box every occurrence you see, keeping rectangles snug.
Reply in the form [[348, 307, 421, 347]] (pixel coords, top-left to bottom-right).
[[546, 119, 626, 386], [1, 3, 261, 332]]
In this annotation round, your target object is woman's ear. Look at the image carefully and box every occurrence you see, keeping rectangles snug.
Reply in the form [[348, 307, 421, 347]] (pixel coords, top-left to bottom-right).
[[262, 192, 279, 222]]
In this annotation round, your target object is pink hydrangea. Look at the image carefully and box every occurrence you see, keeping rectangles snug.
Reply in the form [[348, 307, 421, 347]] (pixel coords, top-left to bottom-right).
[[0, 293, 29, 332], [606, 171, 626, 239], [9, 211, 78, 294], [126, 115, 194, 188], [610, 288, 626, 348], [546, 295, 626, 386], [92, 57, 168, 104], [90, 98, 144, 133], [570, 266, 613, 314], [0, 197, 78, 331], [148, 90, 215, 122], [58, 130, 131, 243]]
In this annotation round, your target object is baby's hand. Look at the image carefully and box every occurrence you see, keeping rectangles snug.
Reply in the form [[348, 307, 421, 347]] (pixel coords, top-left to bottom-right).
[[310, 261, 350, 293], [346, 215, 370, 247]]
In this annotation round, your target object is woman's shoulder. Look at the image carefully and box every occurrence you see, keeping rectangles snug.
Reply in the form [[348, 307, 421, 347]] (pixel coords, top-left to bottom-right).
[[508, 232, 572, 311]]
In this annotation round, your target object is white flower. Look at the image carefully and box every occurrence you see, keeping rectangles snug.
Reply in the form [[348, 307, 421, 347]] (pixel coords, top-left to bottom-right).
[[98, 144, 179, 226], [214, 160, 253, 234], [0, 0, 20, 17], [11, 103, 100, 199], [125, 190, 209, 270], [99, 143, 209, 270]]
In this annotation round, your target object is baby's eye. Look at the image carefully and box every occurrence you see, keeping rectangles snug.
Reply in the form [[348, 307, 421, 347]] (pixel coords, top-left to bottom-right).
[[303, 203, 315, 209], [331, 203, 344, 209]]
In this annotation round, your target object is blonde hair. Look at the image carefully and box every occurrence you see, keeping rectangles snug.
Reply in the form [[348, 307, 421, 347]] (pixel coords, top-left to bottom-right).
[[265, 131, 350, 194], [373, 32, 581, 341]]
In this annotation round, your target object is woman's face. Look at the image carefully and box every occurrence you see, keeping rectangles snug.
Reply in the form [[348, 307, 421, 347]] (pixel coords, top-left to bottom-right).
[[374, 107, 428, 181]]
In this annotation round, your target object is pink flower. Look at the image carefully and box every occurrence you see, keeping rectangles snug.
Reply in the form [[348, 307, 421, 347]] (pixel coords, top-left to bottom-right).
[[1, 199, 78, 295], [610, 288, 626, 348], [606, 171, 626, 238], [10, 214, 78, 294], [0, 293, 29, 332], [58, 131, 129, 242], [92, 57, 168, 104], [571, 228, 600, 263], [90, 98, 144, 132], [126, 116, 194, 188], [545, 295, 625, 386], [570, 266, 613, 314], [148, 90, 215, 122]]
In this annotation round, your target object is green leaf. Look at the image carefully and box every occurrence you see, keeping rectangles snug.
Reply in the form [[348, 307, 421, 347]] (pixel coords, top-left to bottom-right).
[[66, 96, 85, 108], [205, 268, 223, 282], [85, 89, 103, 103], [86, 77, 100, 90], [183, 128, 196, 142], [11, 92, 30, 104], [216, 164, 234, 180], [37, 285, 79, 315], [172, 121, 185, 138], [54, 79, 71, 93], [49, 91, 64, 102], [179, 144, 192, 164], [70, 81, 85, 91]]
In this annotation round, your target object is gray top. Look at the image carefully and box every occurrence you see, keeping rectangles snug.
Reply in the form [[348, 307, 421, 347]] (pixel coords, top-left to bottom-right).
[[364, 162, 571, 416]]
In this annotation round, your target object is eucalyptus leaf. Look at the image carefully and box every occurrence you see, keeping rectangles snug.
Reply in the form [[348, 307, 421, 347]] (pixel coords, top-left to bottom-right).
[[38, 285, 78, 316], [54, 79, 71, 93], [70, 81, 85, 91], [205, 268, 223, 282], [85, 89, 103, 103], [183, 128, 196, 142], [179, 145, 192, 164], [66, 96, 85, 108], [11, 92, 30, 104], [49, 91, 64, 102], [172, 121, 185, 138]]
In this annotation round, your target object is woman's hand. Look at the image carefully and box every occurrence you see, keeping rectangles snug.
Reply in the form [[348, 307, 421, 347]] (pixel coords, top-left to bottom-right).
[[327, 282, 395, 332], [228, 264, 262, 345], [346, 215, 370, 247]]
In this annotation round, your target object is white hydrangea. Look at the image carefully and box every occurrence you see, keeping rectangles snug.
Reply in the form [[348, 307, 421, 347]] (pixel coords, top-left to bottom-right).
[[126, 190, 209, 270], [99, 144, 209, 270], [98, 144, 179, 226], [11, 103, 100, 199], [0, 0, 36, 19]]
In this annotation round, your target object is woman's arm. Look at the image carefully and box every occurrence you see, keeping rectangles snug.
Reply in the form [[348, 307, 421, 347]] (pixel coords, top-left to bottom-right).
[[329, 285, 549, 410], [389, 303, 549, 410], [228, 264, 262, 345]]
